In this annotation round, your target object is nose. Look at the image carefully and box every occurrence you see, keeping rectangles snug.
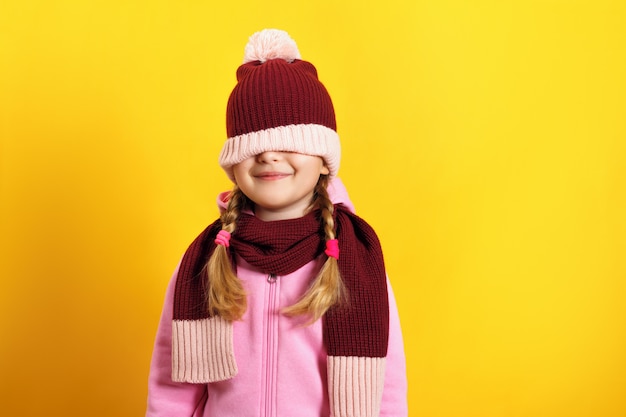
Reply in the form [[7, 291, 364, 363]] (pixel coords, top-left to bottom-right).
[[256, 151, 283, 163]]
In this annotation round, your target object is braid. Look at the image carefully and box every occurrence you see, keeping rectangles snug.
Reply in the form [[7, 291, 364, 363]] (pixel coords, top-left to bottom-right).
[[205, 186, 248, 321], [319, 185, 336, 241], [283, 176, 347, 321]]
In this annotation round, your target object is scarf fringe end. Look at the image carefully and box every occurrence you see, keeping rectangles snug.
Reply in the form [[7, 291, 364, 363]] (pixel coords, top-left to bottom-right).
[[172, 317, 238, 383]]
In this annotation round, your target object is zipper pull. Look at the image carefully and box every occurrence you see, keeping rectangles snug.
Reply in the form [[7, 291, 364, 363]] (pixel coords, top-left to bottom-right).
[[267, 273, 277, 283]]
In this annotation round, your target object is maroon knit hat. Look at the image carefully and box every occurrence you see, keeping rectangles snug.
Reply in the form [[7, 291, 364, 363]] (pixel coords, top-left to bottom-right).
[[219, 29, 341, 181]]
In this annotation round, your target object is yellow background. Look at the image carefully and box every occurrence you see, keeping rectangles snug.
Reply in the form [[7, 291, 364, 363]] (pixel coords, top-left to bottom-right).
[[1, 1, 625, 416]]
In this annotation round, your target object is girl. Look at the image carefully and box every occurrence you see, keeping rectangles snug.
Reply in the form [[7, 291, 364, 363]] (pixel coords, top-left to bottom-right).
[[146, 29, 407, 417]]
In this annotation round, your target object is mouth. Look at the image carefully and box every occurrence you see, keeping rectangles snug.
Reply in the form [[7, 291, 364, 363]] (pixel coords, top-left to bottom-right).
[[254, 172, 292, 181]]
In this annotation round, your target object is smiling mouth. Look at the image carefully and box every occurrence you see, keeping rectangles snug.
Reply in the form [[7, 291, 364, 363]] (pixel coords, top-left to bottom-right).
[[255, 172, 292, 180]]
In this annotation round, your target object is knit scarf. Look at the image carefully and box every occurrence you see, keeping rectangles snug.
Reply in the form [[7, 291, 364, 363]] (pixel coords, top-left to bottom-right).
[[172, 205, 389, 416]]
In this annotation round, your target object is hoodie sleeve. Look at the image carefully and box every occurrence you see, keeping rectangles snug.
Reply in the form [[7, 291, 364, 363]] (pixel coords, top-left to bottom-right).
[[146, 264, 208, 417], [380, 278, 409, 416]]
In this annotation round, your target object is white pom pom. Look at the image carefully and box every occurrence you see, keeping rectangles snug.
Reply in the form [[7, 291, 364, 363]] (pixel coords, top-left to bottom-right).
[[243, 29, 301, 64]]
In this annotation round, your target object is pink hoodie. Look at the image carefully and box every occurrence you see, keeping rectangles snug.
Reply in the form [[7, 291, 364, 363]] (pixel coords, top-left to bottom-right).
[[146, 178, 407, 416]]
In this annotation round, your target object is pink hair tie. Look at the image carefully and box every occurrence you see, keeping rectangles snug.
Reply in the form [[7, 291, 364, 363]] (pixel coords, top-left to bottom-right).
[[215, 230, 231, 248], [324, 239, 339, 260]]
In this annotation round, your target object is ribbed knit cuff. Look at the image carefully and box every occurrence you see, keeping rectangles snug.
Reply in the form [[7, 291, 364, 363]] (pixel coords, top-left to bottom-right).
[[172, 317, 238, 383], [219, 123, 340, 181], [327, 356, 386, 417]]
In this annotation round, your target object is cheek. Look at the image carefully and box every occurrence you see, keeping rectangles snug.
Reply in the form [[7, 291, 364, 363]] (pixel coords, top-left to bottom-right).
[[314, 159, 329, 176], [231, 162, 249, 183], [314, 157, 329, 175], [296, 156, 328, 175]]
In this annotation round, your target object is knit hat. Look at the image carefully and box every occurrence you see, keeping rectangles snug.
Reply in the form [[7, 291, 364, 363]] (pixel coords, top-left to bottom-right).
[[219, 29, 341, 181]]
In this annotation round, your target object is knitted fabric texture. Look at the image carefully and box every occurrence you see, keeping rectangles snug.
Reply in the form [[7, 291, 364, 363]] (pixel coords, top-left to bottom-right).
[[227, 59, 336, 138], [219, 29, 341, 181], [173, 204, 389, 359]]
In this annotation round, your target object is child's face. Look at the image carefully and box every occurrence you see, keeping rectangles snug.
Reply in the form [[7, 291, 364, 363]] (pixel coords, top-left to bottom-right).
[[233, 151, 329, 221]]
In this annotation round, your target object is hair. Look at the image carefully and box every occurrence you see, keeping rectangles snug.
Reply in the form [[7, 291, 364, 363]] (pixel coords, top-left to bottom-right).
[[205, 186, 249, 322], [205, 175, 347, 322]]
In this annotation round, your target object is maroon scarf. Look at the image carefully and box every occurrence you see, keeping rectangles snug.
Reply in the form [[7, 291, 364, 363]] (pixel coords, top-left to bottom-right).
[[173, 204, 389, 358]]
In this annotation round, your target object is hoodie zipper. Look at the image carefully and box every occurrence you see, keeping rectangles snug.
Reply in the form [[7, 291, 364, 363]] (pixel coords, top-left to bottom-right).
[[264, 273, 278, 417]]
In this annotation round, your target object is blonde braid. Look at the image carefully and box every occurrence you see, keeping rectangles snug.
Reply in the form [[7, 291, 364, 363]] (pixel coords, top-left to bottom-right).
[[283, 176, 347, 321], [205, 187, 248, 321]]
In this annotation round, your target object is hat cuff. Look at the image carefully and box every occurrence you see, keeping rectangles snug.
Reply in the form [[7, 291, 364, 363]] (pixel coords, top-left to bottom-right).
[[219, 124, 341, 182]]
